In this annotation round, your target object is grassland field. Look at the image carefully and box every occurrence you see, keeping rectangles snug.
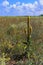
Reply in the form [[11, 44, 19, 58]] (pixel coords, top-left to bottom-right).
[[0, 16, 43, 65]]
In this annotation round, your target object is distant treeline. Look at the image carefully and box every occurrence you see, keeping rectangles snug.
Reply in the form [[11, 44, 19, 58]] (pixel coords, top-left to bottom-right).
[[40, 14, 43, 16]]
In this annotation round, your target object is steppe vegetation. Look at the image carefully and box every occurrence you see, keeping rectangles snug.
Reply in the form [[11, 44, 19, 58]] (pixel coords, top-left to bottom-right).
[[0, 16, 43, 65]]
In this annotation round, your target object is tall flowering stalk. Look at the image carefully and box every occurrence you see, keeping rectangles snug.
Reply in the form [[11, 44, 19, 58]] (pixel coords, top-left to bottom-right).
[[26, 16, 32, 52]]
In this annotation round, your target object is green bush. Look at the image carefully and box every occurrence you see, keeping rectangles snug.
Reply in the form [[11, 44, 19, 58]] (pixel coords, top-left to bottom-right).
[[11, 42, 27, 56]]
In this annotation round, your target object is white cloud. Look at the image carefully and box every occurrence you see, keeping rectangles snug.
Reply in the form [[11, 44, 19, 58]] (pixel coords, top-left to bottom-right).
[[2, 0, 9, 7], [34, 10, 43, 16], [9, 2, 21, 9], [1, 1, 38, 11], [0, 0, 43, 16], [22, 1, 38, 8], [14, 1, 38, 12], [10, 4, 16, 8], [39, 0, 43, 5]]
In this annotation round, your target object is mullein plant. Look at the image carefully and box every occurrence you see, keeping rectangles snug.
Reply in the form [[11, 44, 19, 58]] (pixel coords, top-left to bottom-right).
[[27, 16, 32, 45], [26, 16, 32, 58]]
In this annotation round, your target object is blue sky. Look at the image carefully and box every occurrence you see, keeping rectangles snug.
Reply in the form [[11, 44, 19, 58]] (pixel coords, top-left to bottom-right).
[[0, 0, 43, 16]]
